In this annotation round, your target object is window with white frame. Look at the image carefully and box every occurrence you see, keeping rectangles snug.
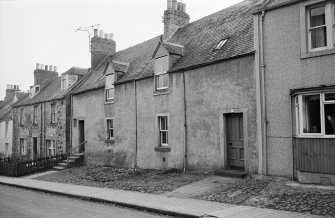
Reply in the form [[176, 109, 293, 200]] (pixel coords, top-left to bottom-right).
[[154, 56, 169, 90], [51, 104, 56, 123], [33, 106, 38, 125], [20, 108, 24, 125], [158, 116, 168, 146], [295, 92, 335, 136], [106, 118, 114, 139], [20, 138, 27, 155], [106, 74, 114, 101], [46, 140, 55, 156], [306, 1, 335, 52]]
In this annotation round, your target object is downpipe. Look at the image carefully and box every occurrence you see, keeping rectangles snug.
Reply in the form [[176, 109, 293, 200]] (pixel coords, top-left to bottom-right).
[[182, 71, 188, 172]]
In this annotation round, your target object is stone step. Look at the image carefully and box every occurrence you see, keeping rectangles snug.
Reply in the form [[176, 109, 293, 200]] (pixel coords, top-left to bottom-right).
[[63, 159, 75, 163], [53, 166, 65, 171], [69, 156, 80, 160], [72, 153, 85, 157], [214, 170, 247, 178], [59, 163, 68, 167]]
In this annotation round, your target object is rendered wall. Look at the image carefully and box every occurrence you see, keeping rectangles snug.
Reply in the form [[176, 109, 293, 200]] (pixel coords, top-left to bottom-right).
[[262, 4, 335, 177], [0, 120, 12, 157], [71, 89, 108, 165]]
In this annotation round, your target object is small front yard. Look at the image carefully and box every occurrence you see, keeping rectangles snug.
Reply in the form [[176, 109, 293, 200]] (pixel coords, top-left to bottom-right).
[[35, 166, 208, 194]]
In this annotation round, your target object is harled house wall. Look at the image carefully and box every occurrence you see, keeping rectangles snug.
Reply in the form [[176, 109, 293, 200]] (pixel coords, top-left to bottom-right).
[[261, 4, 335, 177]]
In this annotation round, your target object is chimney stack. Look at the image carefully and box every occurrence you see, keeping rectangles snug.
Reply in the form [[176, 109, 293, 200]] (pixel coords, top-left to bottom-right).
[[163, 0, 190, 40], [34, 63, 58, 86], [90, 29, 116, 69], [5, 84, 20, 100]]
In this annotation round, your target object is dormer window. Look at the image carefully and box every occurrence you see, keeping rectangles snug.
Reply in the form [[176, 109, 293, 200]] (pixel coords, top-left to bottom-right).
[[106, 74, 114, 101], [61, 74, 78, 91], [154, 56, 169, 90], [214, 38, 229, 50], [29, 85, 40, 98]]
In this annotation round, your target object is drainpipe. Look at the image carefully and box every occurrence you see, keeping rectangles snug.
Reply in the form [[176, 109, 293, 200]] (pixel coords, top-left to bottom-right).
[[40, 103, 43, 158], [44, 102, 47, 157], [290, 96, 295, 180], [134, 80, 138, 168], [70, 95, 73, 153], [260, 10, 267, 175], [182, 71, 188, 172]]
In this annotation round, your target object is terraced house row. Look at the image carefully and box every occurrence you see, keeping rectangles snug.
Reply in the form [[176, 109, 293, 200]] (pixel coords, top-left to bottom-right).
[[2, 0, 334, 185]]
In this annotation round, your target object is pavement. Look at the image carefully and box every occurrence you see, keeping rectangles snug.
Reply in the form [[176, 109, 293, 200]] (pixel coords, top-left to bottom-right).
[[0, 175, 329, 218]]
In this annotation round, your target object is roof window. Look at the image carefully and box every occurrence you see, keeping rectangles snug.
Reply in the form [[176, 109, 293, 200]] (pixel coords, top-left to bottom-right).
[[214, 38, 229, 50]]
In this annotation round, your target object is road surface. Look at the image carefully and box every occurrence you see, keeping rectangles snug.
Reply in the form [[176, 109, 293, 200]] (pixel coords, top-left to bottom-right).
[[0, 184, 171, 218]]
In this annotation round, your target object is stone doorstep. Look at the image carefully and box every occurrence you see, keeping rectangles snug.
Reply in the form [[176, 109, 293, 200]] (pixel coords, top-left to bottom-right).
[[214, 170, 247, 178]]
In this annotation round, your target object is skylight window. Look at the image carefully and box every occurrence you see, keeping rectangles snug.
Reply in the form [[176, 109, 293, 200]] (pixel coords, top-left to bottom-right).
[[214, 38, 229, 50]]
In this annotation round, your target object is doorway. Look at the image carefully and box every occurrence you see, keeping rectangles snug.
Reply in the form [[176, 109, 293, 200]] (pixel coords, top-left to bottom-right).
[[33, 137, 37, 159], [227, 113, 244, 170], [78, 120, 85, 153]]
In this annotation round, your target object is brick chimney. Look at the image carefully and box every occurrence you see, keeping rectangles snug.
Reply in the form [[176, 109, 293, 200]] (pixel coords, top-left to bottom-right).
[[163, 0, 190, 40], [91, 29, 116, 69], [5, 84, 20, 100], [34, 63, 58, 86]]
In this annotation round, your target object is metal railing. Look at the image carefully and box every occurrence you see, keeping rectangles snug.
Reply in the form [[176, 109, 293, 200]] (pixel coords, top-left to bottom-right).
[[66, 141, 86, 164]]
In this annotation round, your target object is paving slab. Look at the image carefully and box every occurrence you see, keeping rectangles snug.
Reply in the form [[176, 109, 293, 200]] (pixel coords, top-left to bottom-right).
[[0, 176, 328, 218]]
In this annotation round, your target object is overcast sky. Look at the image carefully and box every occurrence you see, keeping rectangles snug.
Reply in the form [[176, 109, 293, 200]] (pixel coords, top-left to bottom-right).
[[0, 0, 243, 100]]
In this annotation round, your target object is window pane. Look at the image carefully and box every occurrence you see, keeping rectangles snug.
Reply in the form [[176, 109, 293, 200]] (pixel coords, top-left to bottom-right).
[[302, 95, 321, 133], [311, 27, 327, 48], [163, 74, 169, 88], [162, 56, 168, 72], [310, 6, 326, 27], [160, 117, 166, 130], [325, 93, 335, 101], [161, 132, 168, 144], [325, 104, 335, 135], [154, 58, 161, 75]]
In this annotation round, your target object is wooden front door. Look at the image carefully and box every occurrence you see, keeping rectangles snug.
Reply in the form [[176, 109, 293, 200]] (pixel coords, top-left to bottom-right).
[[78, 120, 85, 153], [227, 113, 244, 170]]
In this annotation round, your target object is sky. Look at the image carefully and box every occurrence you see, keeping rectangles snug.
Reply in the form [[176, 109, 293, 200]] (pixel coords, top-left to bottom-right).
[[0, 0, 243, 100]]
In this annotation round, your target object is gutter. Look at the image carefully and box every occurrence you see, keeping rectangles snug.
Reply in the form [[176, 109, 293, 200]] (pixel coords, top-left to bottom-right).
[[114, 52, 255, 86]]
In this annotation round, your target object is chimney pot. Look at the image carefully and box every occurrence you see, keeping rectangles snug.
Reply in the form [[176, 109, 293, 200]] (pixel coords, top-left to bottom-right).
[[41, 64, 44, 70], [99, 30, 103, 38], [104, 33, 108, 39], [45, 65, 48, 70], [177, 2, 182, 11], [36, 63, 40, 69], [94, 29, 98, 37], [172, 0, 177, 10], [109, 33, 114, 40], [54, 66, 57, 72], [182, 3, 186, 13], [49, 65, 53, 71], [167, 0, 173, 9]]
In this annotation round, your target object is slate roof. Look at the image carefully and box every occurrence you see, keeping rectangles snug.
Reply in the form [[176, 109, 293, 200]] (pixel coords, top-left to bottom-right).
[[62, 67, 87, 76], [0, 92, 28, 121], [14, 68, 88, 107], [254, 0, 302, 13], [73, 0, 266, 89]]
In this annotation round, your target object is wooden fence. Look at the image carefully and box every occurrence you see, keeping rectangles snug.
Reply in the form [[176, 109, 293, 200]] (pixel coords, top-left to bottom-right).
[[0, 154, 66, 177]]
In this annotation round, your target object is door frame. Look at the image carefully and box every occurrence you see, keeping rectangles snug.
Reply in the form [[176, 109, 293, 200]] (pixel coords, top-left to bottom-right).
[[219, 108, 248, 172], [78, 120, 85, 153]]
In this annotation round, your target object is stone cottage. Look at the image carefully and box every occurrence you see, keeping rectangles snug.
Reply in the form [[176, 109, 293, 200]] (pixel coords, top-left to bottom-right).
[[12, 65, 86, 159], [71, 0, 266, 174], [254, 0, 335, 184]]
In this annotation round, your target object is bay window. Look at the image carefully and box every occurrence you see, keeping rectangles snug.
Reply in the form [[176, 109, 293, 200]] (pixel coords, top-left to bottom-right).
[[295, 92, 335, 137]]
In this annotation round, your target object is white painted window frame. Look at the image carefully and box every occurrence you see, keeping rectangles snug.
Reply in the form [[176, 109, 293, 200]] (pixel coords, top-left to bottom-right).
[[51, 104, 56, 123], [46, 139, 56, 156], [20, 138, 27, 155], [158, 115, 169, 146], [302, 0, 335, 53], [33, 106, 38, 125], [155, 56, 169, 90], [295, 91, 335, 138], [106, 117, 114, 140], [20, 108, 25, 125], [106, 74, 115, 101]]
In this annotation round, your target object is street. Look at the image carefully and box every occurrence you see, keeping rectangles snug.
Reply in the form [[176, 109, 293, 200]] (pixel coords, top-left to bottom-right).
[[0, 185, 170, 218]]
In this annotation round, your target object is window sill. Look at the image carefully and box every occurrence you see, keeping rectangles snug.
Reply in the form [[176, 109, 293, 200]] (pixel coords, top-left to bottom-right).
[[295, 135, 335, 139], [154, 89, 170, 96], [154, 146, 171, 152], [105, 99, 115, 105], [301, 48, 335, 59], [105, 139, 115, 143]]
